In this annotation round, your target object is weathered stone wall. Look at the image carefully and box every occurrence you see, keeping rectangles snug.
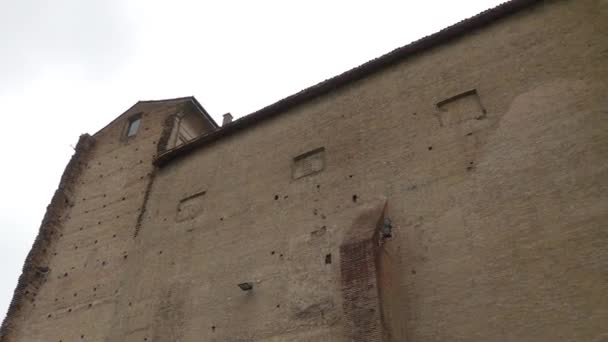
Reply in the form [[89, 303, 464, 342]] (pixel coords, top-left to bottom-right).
[[130, 1, 607, 341], [3, 0, 608, 341], [0, 99, 211, 342], [0, 133, 94, 342]]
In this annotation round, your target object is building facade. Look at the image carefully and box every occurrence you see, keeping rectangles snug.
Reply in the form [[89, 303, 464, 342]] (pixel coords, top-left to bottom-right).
[[2, 0, 608, 341]]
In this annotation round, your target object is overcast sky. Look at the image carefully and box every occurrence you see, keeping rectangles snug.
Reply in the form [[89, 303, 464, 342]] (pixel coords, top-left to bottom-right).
[[0, 0, 504, 320]]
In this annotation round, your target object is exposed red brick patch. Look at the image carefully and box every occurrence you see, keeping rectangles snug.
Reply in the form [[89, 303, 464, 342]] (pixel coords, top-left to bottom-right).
[[340, 239, 383, 342], [339, 198, 388, 342]]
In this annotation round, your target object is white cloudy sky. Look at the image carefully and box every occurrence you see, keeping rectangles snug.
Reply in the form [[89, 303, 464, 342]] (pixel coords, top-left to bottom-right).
[[0, 0, 504, 320]]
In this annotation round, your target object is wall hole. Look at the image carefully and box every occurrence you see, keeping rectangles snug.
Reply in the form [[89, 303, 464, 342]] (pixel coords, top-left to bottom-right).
[[325, 254, 332, 264], [211, 326, 216, 332], [274, 195, 279, 200], [352, 195, 358, 203], [428, 146, 433, 150]]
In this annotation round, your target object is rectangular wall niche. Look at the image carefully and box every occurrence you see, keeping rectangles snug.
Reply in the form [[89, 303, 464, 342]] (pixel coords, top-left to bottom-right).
[[436, 89, 487, 127], [293, 147, 326, 179], [176, 190, 206, 222]]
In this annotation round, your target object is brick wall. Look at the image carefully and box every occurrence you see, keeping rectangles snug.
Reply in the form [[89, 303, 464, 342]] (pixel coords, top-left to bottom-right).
[[3, 1, 608, 341]]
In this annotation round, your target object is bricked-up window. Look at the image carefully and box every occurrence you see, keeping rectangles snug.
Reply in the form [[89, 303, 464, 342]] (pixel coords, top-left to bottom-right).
[[126, 115, 142, 137], [176, 190, 206, 222], [293, 147, 325, 179], [436, 89, 486, 127]]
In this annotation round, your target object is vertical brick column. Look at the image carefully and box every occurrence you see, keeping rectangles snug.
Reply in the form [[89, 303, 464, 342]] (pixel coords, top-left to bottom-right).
[[340, 239, 383, 341], [339, 198, 387, 342]]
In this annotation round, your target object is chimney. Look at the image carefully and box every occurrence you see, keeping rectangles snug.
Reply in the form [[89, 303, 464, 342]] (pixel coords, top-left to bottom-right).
[[222, 113, 233, 126]]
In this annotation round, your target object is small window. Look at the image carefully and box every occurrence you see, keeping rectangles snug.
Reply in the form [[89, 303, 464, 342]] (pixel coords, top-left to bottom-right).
[[126, 116, 141, 137]]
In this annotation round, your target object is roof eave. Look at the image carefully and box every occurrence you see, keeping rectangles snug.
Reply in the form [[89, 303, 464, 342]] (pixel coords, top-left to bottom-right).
[[155, 0, 542, 167]]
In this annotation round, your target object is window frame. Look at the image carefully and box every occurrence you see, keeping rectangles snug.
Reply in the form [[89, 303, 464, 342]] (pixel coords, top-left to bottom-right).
[[124, 113, 143, 139]]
